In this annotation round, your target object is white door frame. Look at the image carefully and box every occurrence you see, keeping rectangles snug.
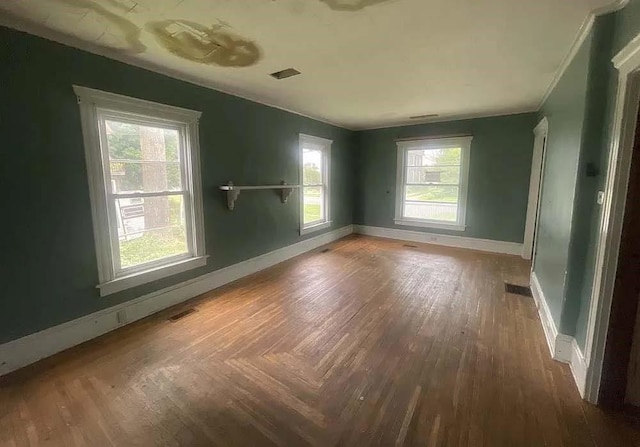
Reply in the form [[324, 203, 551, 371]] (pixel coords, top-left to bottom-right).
[[523, 118, 549, 261], [583, 33, 640, 404]]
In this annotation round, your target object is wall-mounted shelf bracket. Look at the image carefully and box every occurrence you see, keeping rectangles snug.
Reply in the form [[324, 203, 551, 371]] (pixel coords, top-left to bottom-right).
[[219, 181, 300, 210]]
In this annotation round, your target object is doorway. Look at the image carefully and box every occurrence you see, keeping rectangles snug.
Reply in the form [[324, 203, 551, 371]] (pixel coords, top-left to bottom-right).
[[599, 102, 640, 410], [582, 36, 640, 405], [522, 118, 549, 262]]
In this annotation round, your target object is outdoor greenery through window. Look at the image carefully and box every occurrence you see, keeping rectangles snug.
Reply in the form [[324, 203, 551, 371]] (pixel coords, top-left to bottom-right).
[[395, 136, 472, 230], [105, 120, 188, 270], [300, 134, 331, 233], [74, 86, 205, 296]]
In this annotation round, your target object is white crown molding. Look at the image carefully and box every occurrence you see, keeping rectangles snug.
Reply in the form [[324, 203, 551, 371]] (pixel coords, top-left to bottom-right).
[[353, 225, 524, 256], [0, 14, 350, 131], [3, 2, 626, 132], [0, 2, 629, 132], [0, 225, 353, 376], [353, 107, 539, 131], [538, 0, 630, 110]]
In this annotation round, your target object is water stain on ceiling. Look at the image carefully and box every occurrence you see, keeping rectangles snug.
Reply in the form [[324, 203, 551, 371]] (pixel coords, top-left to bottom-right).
[[319, 0, 392, 11], [56, 0, 145, 53], [146, 20, 261, 68]]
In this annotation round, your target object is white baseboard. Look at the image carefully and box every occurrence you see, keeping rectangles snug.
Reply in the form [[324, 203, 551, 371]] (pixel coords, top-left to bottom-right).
[[531, 272, 573, 361], [530, 272, 588, 397], [554, 334, 574, 363], [570, 339, 588, 397], [0, 225, 353, 376], [531, 272, 560, 358], [353, 225, 524, 256]]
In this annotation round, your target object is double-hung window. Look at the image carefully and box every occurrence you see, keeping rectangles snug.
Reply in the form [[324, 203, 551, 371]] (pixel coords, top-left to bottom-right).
[[299, 134, 332, 235], [394, 136, 472, 231], [74, 86, 206, 296]]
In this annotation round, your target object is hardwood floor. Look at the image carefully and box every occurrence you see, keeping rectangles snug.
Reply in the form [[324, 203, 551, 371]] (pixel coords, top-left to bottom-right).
[[2, 235, 640, 446]]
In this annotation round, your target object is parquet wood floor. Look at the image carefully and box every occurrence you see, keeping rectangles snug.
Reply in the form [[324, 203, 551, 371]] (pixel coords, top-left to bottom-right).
[[2, 235, 640, 446]]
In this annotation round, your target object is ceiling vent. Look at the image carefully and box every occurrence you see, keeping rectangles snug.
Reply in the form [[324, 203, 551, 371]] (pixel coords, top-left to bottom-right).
[[409, 114, 439, 120], [270, 68, 301, 80]]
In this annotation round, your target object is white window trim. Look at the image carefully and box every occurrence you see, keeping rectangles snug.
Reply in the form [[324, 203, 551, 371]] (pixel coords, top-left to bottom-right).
[[299, 134, 332, 235], [74, 86, 207, 297], [394, 136, 472, 232]]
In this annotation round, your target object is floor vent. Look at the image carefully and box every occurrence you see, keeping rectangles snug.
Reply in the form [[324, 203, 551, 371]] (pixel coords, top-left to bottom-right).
[[168, 308, 197, 322], [403, 244, 418, 248], [505, 283, 532, 297]]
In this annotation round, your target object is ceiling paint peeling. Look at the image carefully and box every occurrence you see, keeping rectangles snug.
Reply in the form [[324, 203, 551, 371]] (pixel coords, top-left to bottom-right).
[[0, 0, 621, 128], [146, 20, 261, 67], [56, 0, 145, 53], [319, 0, 393, 11]]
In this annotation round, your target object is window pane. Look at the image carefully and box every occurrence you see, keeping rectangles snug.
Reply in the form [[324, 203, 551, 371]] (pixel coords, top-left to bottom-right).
[[303, 186, 324, 224], [303, 148, 323, 185], [404, 186, 459, 222], [105, 120, 183, 193], [407, 147, 461, 167], [116, 194, 188, 269], [406, 185, 459, 203], [406, 166, 460, 184]]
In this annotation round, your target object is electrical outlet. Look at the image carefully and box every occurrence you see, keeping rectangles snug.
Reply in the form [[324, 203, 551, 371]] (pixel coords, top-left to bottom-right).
[[597, 191, 605, 205]]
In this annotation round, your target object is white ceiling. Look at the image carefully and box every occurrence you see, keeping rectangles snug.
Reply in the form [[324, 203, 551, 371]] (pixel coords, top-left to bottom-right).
[[0, 0, 622, 129]]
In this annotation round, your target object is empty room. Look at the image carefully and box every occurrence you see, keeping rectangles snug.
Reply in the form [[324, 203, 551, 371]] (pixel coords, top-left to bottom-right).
[[4, 0, 640, 445]]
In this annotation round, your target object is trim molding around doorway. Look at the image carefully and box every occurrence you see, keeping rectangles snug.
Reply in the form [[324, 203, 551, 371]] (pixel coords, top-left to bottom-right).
[[522, 118, 549, 261], [583, 31, 640, 404]]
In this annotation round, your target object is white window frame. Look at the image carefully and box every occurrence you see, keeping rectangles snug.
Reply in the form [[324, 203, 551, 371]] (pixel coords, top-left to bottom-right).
[[74, 86, 207, 297], [394, 136, 472, 231], [299, 134, 332, 235]]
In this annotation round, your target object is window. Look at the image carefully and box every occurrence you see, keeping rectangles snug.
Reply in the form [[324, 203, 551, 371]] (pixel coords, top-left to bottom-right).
[[394, 136, 472, 231], [74, 86, 206, 296], [299, 134, 332, 235]]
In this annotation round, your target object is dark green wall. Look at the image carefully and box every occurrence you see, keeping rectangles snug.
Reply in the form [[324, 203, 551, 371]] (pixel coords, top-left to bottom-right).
[[2, 17, 597, 348], [535, 0, 640, 350], [354, 114, 538, 242], [0, 26, 356, 344], [566, 14, 616, 346], [534, 28, 594, 328], [573, 1, 640, 349]]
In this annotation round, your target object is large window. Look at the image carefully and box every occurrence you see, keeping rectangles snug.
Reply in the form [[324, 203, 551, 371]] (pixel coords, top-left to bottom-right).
[[75, 86, 206, 296], [299, 134, 332, 235], [394, 136, 472, 231]]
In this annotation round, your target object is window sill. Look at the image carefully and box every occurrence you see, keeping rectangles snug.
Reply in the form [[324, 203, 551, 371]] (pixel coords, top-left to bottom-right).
[[394, 218, 466, 232], [300, 220, 332, 236], [97, 256, 208, 297]]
